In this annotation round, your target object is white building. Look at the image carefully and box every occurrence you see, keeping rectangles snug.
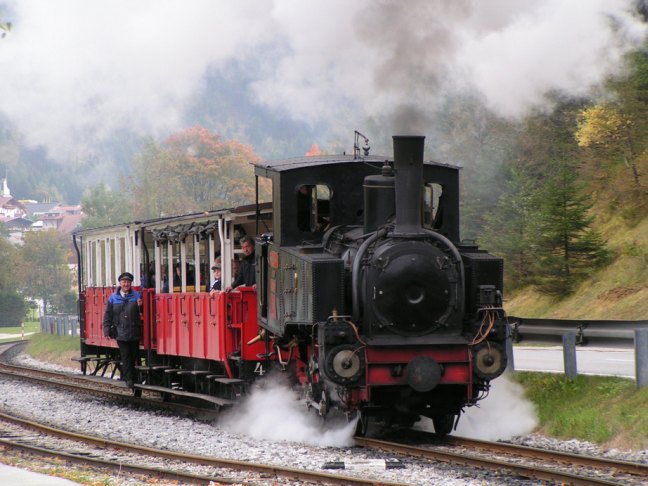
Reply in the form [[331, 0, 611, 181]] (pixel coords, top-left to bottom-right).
[[0, 178, 27, 222]]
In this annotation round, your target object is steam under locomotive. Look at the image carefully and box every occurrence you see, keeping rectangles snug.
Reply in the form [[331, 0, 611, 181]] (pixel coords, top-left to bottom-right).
[[74, 133, 508, 436]]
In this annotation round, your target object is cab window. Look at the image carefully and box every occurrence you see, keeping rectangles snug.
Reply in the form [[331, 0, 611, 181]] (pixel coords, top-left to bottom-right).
[[423, 183, 443, 229], [297, 184, 332, 232]]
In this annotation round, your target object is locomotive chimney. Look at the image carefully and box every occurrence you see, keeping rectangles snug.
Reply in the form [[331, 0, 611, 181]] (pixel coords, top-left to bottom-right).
[[392, 135, 425, 236]]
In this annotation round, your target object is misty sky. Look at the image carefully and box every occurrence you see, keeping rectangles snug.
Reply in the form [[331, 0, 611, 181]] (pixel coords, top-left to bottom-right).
[[0, 0, 646, 164]]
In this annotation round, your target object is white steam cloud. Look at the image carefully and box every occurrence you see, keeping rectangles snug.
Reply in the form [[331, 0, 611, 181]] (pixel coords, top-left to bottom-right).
[[0, 1, 278, 159], [220, 377, 356, 447], [416, 374, 538, 441], [455, 374, 538, 441], [0, 0, 645, 159], [255, 0, 648, 134], [228, 374, 536, 445]]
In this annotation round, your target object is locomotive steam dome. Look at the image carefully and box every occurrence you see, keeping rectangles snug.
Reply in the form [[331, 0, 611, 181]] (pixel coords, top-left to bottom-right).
[[366, 239, 458, 336]]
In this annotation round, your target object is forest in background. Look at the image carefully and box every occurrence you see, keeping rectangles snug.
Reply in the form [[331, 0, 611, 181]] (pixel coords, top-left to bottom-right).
[[477, 48, 648, 318], [2, 36, 648, 320], [70, 39, 648, 319]]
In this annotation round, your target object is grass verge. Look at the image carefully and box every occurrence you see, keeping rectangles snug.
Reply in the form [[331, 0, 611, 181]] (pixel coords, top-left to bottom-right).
[[513, 372, 648, 450], [25, 332, 80, 369]]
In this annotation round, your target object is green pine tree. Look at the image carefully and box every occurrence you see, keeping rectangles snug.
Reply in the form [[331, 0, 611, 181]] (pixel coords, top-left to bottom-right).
[[532, 158, 610, 295]]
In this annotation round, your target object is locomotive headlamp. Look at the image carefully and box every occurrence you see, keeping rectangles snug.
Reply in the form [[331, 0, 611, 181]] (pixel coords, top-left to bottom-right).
[[472, 342, 507, 381], [324, 344, 365, 384]]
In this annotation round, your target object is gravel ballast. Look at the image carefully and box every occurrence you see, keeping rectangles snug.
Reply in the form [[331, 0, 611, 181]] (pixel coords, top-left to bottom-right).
[[1, 352, 646, 485]]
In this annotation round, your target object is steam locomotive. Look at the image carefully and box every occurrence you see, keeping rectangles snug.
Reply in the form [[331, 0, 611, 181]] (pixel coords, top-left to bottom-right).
[[74, 134, 508, 436]]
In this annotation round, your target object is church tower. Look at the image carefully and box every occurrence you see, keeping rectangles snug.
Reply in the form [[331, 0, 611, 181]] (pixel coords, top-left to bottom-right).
[[1, 177, 10, 197]]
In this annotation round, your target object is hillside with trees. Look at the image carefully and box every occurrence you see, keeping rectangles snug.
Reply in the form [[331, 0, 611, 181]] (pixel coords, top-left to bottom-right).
[[80, 126, 271, 228], [480, 49, 648, 319], [3, 3, 648, 322]]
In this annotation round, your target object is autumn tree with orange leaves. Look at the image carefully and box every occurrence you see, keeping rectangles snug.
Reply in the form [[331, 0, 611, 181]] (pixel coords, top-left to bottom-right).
[[128, 126, 270, 219]]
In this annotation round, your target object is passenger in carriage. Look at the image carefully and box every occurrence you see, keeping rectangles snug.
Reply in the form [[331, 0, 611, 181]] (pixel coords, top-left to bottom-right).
[[160, 265, 169, 293], [209, 258, 222, 294], [102, 272, 142, 389], [231, 254, 240, 285], [228, 235, 255, 290], [140, 261, 155, 288], [173, 262, 182, 288]]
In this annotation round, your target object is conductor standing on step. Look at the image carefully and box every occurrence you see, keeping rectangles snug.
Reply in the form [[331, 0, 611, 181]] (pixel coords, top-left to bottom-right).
[[103, 272, 142, 388]]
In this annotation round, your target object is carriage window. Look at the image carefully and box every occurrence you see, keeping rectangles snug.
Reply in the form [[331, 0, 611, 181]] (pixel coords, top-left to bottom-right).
[[160, 243, 169, 293], [99, 240, 107, 285], [423, 183, 443, 229], [171, 241, 181, 292], [89, 241, 96, 286], [119, 237, 126, 278], [109, 239, 116, 285], [297, 184, 332, 232]]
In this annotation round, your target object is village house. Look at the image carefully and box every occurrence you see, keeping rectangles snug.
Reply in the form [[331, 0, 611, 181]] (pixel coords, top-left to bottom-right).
[[0, 178, 84, 250]]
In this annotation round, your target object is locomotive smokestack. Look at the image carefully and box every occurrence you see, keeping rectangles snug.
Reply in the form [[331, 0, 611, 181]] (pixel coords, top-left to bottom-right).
[[393, 135, 425, 236]]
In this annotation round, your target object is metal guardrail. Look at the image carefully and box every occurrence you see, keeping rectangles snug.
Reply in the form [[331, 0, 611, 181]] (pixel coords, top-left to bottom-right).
[[507, 318, 648, 387], [509, 316, 648, 346], [40, 315, 79, 336]]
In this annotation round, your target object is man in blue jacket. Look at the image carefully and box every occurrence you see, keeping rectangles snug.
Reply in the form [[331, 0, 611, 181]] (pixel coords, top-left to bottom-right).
[[103, 272, 142, 388]]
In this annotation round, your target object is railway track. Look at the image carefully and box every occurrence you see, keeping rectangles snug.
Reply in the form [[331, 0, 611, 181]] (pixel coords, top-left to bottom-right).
[[3, 341, 648, 485], [356, 434, 648, 485], [0, 341, 224, 420], [0, 411, 401, 486], [0, 343, 403, 485]]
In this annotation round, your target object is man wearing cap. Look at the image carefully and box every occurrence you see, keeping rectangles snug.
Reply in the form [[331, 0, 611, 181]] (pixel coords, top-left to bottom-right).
[[103, 272, 142, 388], [209, 259, 222, 294]]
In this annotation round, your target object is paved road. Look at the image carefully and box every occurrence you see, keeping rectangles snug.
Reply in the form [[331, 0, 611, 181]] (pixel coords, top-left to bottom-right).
[[512, 346, 635, 378]]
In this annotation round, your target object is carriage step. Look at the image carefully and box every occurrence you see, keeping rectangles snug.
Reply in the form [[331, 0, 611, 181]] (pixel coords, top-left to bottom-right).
[[134, 384, 234, 407], [75, 357, 108, 362], [205, 374, 226, 380], [213, 377, 244, 385]]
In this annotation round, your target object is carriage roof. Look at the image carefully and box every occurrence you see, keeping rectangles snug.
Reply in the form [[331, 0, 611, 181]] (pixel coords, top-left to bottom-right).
[[255, 154, 459, 175]]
